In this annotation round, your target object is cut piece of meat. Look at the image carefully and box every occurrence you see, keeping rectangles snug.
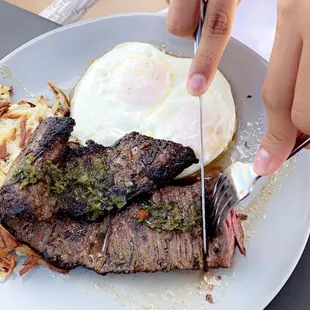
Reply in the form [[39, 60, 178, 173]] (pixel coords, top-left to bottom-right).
[[207, 210, 245, 268], [0, 117, 198, 222], [231, 210, 246, 256], [2, 182, 246, 274]]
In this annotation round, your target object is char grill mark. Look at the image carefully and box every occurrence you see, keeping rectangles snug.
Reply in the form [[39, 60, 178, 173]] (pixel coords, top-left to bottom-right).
[[2, 182, 245, 274], [0, 117, 198, 222]]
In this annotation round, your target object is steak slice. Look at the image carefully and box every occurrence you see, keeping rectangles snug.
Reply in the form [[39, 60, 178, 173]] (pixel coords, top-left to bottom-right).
[[2, 182, 246, 274], [0, 117, 198, 222]]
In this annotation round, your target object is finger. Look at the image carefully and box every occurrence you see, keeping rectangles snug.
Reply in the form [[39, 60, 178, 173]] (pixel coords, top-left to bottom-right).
[[187, 0, 238, 96], [291, 42, 310, 137], [253, 16, 303, 176], [166, 0, 200, 40]]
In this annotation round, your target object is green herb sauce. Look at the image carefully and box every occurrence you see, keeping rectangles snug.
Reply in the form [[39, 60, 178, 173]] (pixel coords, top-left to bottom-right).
[[12, 154, 127, 220], [136, 201, 201, 233]]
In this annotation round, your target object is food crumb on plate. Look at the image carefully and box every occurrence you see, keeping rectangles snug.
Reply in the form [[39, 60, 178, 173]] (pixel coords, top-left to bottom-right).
[[205, 294, 214, 304]]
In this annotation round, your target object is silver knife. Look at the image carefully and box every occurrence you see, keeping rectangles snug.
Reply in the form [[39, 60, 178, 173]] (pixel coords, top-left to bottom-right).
[[194, 0, 208, 256]]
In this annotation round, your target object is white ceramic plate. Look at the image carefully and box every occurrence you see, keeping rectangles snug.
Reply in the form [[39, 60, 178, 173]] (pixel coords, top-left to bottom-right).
[[1, 14, 310, 310]]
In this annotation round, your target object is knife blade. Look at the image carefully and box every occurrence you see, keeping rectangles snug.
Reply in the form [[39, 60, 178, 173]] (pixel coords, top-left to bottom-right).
[[194, 0, 208, 256]]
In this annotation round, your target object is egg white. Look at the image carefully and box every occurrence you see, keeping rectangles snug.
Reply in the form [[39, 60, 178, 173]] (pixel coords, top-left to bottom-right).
[[71, 42, 236, 178]]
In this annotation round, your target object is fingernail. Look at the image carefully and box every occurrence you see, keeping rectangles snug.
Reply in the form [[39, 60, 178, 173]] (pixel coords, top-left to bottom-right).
[[188, 74, 207, 96], [253, 147, 272, 175]]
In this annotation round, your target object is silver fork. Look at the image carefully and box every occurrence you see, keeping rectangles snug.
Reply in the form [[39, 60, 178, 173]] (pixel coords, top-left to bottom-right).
[[209, 133, 310, 234]]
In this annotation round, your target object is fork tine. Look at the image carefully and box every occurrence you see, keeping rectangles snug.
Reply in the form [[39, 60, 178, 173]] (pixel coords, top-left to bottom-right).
[[208, 173, 235, 223], [209, 195, 233, 236], [209, 176, 228, 219], [213, 185, 229, 217], [212, 174, 227, 199], [217, 187, 252, 228], [214, 195, 235, 228]]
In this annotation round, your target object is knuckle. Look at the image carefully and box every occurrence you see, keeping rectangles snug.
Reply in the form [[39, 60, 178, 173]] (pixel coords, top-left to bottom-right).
[[277, 0, 295, 21], [265, 127, 291, 146], [291, 108, 310, 134], [261, 84, 270, 104], [166, 19, 182, 36], [207, 9, 231, 38], [166, 19, 193, 38], [196, 50, 218, 68], [262, 84, 290, 113], [261, 84, 277, 112]]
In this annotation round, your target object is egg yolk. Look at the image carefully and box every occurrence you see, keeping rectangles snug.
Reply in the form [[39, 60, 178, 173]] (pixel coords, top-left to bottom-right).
[[117, 57, 171, 108]]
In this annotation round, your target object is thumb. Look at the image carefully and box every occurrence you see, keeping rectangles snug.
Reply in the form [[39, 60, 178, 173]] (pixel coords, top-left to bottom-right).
[[253, 121, 297, 176]]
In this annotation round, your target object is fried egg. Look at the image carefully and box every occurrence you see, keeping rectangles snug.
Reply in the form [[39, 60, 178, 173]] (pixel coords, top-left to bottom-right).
[[71, 42, 236, 178]]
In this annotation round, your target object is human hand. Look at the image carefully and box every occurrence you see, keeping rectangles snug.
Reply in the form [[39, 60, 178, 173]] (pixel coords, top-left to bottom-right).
[[253, 0, 310, 176], [166, 0, 240, 96]]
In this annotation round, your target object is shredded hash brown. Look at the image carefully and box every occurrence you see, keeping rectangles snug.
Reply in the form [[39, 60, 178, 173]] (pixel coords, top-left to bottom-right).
[[0, 83, 70, 281]]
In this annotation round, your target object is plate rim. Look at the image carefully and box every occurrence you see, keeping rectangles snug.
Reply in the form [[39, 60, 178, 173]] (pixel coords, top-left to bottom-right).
[[0, 12, 269, 67], [0, 12, 309, 310], [262, 195, 310, 309]]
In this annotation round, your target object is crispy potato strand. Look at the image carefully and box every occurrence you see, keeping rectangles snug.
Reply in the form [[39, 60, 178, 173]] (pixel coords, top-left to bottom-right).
[[0, 82, 70, 279]]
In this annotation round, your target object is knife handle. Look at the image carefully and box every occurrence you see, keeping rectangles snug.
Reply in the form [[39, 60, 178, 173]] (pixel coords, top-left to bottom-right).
[[194, 0, 208, 52]]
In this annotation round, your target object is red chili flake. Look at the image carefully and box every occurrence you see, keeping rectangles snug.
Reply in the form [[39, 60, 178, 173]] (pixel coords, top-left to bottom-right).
[[136, 209, 149, 220]]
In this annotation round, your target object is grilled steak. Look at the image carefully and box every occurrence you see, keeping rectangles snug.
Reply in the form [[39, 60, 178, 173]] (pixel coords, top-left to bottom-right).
[[2, 182, 245, 274], [0, 117, 198, 222]]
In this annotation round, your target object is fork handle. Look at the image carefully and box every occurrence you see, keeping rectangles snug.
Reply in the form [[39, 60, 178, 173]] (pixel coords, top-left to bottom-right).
[[287, 133, 310, 161]]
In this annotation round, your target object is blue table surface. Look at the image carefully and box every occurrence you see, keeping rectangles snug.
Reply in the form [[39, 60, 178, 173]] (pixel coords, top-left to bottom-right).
[[0, 1, 309, 309]]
